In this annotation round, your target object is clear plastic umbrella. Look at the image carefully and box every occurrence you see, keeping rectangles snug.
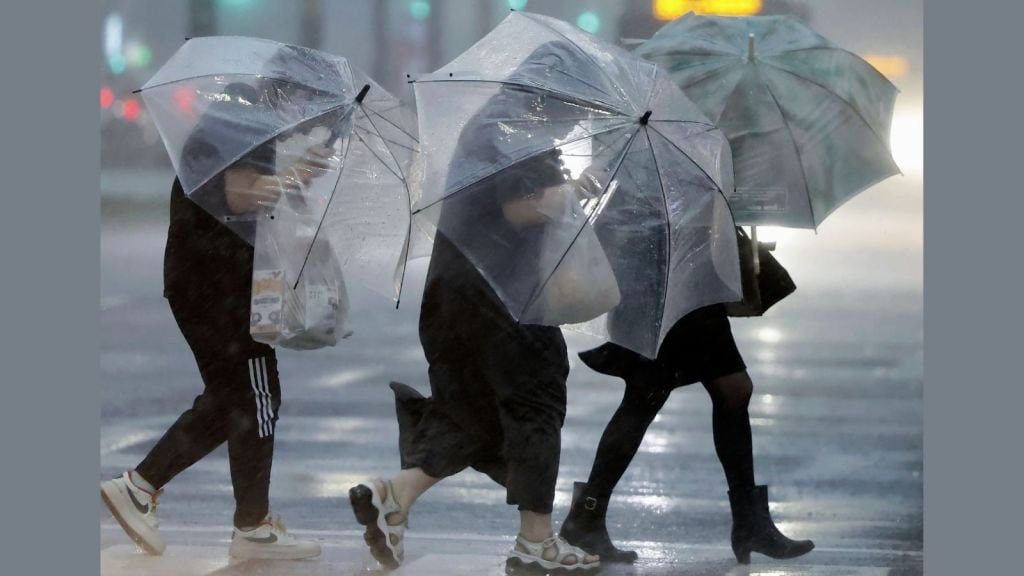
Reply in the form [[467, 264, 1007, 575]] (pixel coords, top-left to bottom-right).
[[138, 36, 420, 304], [636, 12, 900, 229], [412, 11, 741, 358]]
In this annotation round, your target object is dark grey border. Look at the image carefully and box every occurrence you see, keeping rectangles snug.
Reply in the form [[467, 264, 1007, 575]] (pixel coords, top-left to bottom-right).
[[0, 1, 99, 574], [924, 0, 1024, 574]]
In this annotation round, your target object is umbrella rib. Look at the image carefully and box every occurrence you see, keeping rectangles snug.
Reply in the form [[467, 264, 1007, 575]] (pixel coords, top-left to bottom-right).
[[139, 72, 347, 95], [360, 105, 420, 144], [519, 12, 629, 108], [354, 104, 420, 304], [643, 128, 673, 344], [518, 126, 643, 321], [353, 125, 418, 153], [646, 123, 723, 193], [355, 106, 410, 186], [757, 60, 896, 151], [756, 74, 818, 229], [350, 127, 408, 187], [412, 121, 635, 215], [292, 127, 357, 290], [644, 119, 719, 126], [352, 125, 411, 303]]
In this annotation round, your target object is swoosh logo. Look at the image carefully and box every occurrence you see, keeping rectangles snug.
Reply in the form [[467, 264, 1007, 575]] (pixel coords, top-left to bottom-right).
[[244, 533, 278, 544], [127, 488, 149, 515]]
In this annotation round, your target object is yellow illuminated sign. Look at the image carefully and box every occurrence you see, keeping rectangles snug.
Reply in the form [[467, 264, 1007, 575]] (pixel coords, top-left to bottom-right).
[[653, 0, 763, 20], [862, 55, 909, 80]]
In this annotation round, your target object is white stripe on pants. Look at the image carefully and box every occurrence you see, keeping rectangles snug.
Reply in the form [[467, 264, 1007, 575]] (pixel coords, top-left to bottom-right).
[[248, 357, 274, 438]]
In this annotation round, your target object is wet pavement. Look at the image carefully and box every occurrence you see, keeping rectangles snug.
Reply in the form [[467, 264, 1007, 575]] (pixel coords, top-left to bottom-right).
[[100, 175, 923, 575]]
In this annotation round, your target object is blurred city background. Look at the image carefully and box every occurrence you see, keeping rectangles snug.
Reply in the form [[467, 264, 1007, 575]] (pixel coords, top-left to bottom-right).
[[100, 1, 923, 574]]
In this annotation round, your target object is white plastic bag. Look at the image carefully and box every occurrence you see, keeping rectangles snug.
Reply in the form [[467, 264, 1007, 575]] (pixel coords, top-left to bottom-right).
[[532, 186, 621, 325], [250, 206, 352, 350]]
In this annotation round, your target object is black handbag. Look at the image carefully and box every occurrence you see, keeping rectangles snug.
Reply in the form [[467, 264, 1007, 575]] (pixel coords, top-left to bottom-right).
[[725, 227, 797, 318]]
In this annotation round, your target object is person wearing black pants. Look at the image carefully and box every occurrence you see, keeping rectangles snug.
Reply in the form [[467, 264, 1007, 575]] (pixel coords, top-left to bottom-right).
[[347, 47, 602, 571], [561, 282, 815, 565], [138, 179, 284, 531], [100, 81, 325, 560]]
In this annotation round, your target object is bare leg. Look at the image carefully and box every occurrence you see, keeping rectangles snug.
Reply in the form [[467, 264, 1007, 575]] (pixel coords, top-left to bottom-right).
[[519, 510, 554, 541], [385, 467, 441, 515]]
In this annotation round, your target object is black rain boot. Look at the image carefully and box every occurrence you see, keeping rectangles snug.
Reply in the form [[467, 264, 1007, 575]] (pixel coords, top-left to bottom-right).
[[728, 485, 815, 564], [559, 481, 639, 564], [578, 343, 650, 379]]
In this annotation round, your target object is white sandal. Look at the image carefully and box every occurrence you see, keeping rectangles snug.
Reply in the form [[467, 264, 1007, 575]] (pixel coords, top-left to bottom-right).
[[349, 479, 407, 567], [507, 533, 600, 573]]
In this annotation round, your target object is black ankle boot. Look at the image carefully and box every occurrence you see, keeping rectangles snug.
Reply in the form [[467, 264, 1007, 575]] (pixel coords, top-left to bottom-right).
[[728, 485, 815, 564], [559, 482, 638, 563], [578, 343, 649, 379]]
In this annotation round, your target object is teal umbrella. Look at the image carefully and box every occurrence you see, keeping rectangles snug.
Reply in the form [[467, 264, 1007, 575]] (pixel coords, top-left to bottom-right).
[[636, 12, 901, 230]]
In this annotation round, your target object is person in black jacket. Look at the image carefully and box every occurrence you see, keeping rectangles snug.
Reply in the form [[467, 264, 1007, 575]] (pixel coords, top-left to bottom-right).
[[101, 79, 332, 560], [348, 42, 601, 573]]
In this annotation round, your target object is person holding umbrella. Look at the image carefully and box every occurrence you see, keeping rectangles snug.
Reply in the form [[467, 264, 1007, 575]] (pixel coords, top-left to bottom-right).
[[346, 10, 749, 570], [347, 43, 603, 573], [560, 274, 813, 566], [561, 11, 900, 566], [100, 44, 340, 560]]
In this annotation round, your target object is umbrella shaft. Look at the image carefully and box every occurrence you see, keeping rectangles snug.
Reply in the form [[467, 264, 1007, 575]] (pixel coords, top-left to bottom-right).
[[751, 225, 760, 276]]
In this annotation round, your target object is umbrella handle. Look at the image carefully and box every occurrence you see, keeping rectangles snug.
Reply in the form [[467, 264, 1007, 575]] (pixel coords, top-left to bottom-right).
[[751, 225, 760, 276], [747, 33, 755, 62]]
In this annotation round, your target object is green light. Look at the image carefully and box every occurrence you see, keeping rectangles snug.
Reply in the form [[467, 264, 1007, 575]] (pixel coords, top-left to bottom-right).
[[576, 11, 601, 34], [108, 53, 127, 75], [507, 0, 528, 9], [125, 43, 152, 69], [409, 0, 431, 20]]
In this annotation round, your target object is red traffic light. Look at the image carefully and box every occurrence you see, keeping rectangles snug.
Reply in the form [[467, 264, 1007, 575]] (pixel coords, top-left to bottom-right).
[[121, 98, 141, 121], [100, 87, 115, 109]]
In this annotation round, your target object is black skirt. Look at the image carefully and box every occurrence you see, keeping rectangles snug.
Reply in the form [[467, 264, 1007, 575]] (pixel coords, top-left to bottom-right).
[[655, 304, 747, 388]]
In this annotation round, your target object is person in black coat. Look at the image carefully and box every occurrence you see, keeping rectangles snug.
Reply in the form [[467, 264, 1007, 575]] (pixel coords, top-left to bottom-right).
[[348, 42, 602, 573], [101, 77, 332, 560]]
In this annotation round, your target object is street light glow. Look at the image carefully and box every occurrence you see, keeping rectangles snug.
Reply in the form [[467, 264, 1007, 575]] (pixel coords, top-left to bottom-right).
[[409, 0, 431, 21], [576, 11, 601, 34], [863, 55, 910, 80], [653, 0, 763, 21]]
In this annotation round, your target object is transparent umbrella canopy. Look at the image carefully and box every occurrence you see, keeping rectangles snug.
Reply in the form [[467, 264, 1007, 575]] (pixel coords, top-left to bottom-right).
[[138, 36, 420, 302], [412, 11, 742, 358]]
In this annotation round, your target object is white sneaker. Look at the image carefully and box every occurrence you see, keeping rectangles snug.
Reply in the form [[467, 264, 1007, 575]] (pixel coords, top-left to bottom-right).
[[228, 516, 321, 560], [101, 470, 166, 555]]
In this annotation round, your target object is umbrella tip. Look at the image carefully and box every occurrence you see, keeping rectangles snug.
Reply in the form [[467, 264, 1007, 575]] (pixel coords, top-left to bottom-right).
[[131, 88, 142, 94], [639, 110, 652, 125], [355, 84, 371, 103]]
